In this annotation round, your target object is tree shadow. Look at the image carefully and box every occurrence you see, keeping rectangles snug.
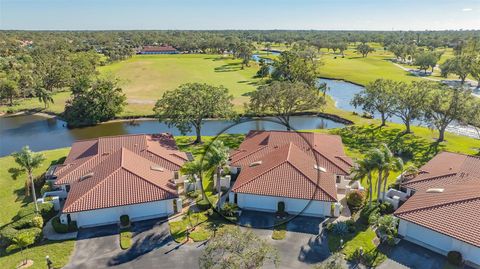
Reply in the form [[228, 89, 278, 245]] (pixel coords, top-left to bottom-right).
[[214, 62, 242, 73], [8, 167, 24, 180]]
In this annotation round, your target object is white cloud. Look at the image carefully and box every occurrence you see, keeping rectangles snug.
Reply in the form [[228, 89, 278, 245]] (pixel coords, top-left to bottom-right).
[[462, 8, 473, 12]]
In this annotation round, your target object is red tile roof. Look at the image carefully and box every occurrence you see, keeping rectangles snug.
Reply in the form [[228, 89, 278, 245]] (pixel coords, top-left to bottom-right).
[[395, 184, 480, 247], [402, 152, 480, 192], [231, 131, 353, 202], [55, 134, 187, 213], [54, 134, 188, 185], [230, 131, 353, 176], [395, 152, 480, 247]]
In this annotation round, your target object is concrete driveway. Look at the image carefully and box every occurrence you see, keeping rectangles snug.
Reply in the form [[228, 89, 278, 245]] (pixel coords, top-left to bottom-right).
[[64, 218, 202, 269], [378, 240, 452, 269], [238, 210, 331, 269]]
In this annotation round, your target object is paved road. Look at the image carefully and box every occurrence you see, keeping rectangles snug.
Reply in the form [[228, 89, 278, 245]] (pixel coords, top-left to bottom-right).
[[64, 218, 202, 269]]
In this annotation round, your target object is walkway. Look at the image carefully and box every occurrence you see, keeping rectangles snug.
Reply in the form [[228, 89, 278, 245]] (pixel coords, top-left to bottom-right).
[[43, 217, 77, 241], [334, 190, 352, 223]]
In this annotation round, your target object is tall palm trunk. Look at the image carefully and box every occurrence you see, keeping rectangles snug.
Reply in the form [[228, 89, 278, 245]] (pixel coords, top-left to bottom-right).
[[28, 170, 39, 213], [367, 172, 373, 205], [382, 171, 390, 201], [377, 170, 383, 202], [216, 166, 221, 209]]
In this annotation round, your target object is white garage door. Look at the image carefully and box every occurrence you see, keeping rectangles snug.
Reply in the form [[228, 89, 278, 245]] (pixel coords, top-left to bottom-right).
[[73, 199, 173, 228]]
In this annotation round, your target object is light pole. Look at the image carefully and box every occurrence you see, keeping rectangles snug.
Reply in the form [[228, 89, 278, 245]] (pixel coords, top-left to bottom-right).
[[213, 224, 217, 237]]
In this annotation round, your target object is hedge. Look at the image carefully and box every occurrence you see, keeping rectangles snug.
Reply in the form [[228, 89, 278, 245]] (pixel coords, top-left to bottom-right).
[[15, 202, 55, 222], [0, 226, 19, 247], [5, 227, 42, 253], [51, 216, 77, 234], [447, 251, 462, 266], [196, 199, 211, 211]]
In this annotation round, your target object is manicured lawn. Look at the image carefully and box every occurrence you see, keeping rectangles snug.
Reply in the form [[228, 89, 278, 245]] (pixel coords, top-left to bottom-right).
[[318, 45, 422, 86], [328, 223, 386, 267], [169, 211, 233, 243], [1, 54, 263, 116], [0, 240, 75, 269], [0, 147, 70, 226], [0, 148, 73, 268]]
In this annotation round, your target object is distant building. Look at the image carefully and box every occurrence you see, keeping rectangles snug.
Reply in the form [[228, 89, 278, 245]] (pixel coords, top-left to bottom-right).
[[138, 45, 178, 54]]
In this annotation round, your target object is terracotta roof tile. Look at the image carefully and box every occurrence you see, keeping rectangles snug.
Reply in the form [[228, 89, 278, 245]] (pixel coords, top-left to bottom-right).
[[57, 134, 185, 213], [395, 151, 480, 247], [231, 131, 351, 202], [395, 184, 480, 247]]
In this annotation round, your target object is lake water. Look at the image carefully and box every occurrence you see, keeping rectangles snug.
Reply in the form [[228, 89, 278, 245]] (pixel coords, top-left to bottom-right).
[[1, 78, 477, 156], [0, 115, 343, 156]]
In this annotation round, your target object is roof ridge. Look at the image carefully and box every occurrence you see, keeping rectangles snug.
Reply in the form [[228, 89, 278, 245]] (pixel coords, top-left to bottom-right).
[[313, 148, 349, 174], [232, 160, 289, 191], [231, 145, 269, 164], [403, 172, 458, 185], [121, 168, 178, 197], [395, 196, 480, 216], [286, 158, 337, 201], [64, 166, 123, 212]]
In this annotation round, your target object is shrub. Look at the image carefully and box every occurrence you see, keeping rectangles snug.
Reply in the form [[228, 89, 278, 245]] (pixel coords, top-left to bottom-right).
[[119, 229, 132, 249], [333, 222, 348, 236], [447, 251, 462, 266], [368, 211, 380, 225], [346, 190, 365, 209], [186, 190, 200, 199], [51, 216, 77, 233], [120, 215, 130, 226], [31, 216, 44, 228], [379, 202, 394, 215], [196, 199, 211, 211], [11, 214, 37, 229], [277, 201, 285, 213], [16, 203, 55, 222], [221, 203, 238, 217], [0, 226, 18, 247], [346, 219, 356, 233], [40, 184, 52, 196], [360, 202, 380, 224]]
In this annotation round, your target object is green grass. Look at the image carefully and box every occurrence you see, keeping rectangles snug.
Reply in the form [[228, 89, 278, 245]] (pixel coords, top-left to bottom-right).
[[318, 45, 422, 86], [169, 211, 234, 243], [1, 54, 263, 116], [0, 147, 70, 226], [327, 223, 386, 267], [0, 240, 75, 269], [0, 148, 73, 269], [119, 229, 132, 250], [272, 221, 287, 240]]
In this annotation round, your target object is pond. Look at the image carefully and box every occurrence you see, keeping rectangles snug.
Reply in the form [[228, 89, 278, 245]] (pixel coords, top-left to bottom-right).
[[0, 115, 344, 156], [321, 78, 480, 139]]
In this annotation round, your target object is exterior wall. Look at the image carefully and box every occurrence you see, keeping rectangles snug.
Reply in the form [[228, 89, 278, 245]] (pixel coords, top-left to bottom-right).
[[68, 199, 175, 228], [399, 220, 480, 266], [236, 193, 332, 217]]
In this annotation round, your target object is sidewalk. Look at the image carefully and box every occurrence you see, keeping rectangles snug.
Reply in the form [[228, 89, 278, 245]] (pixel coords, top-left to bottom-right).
[[43, 217, 78, 240]]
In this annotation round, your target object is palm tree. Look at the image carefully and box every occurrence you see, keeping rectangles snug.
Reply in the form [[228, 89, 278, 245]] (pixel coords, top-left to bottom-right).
[[181, 159, 206, 200], [397, 165, 418, 189], [12, 146, 46, 213], [366, 148, 386, 202], [205, 140, 230, 208], [379, 145, 404, 201], [352, 156, 376, 205]]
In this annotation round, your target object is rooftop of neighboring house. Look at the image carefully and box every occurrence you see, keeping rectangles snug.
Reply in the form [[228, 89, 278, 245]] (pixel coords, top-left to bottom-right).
[[141, 45, 177, 52], [395, 151, 480, 247], [52, 134, 189, 213], [230, 131, 354, 202]]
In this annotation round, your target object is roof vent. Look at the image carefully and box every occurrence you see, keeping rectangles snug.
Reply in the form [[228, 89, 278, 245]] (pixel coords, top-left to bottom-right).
[[426, 188, 444, 193], [249, 161, 262, 167], [102, 152, 110, 156], [151, 165, 164, 172], [79, 172, 94, 181], [314, 165, 327, 172]]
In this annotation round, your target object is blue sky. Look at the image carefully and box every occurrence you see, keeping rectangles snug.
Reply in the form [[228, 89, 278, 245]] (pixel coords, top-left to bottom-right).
[[1, 0, 479, 30]]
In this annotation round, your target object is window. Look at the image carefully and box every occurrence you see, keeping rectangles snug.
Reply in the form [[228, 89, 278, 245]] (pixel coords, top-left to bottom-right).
[[336, 176, 342, 183]]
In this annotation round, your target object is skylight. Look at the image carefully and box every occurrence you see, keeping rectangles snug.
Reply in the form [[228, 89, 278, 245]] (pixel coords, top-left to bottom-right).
[[426, 188, 444, 193], [249, 161, 262, 167], [314, 165, 327, 172], [151, 165, 164, 172]]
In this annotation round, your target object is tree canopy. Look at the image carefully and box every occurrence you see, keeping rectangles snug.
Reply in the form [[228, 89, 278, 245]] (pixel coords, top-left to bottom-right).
[[351, 79, 396, 126], [199, 226, 279, 269], [248, 81, 325, 130], [63, 77, 126, 127], [154, 83, 235, 144]]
